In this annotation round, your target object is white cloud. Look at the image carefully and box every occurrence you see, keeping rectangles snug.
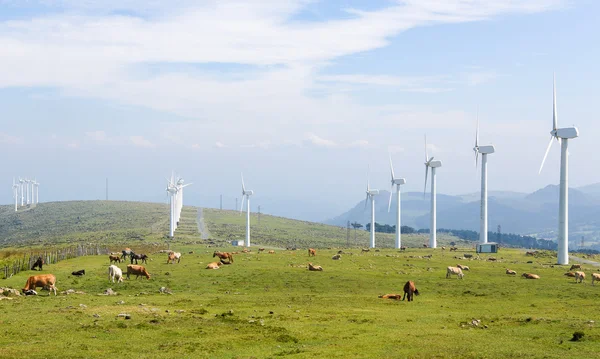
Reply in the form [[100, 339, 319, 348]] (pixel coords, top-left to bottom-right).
[[130, 135, 155, 148], [305, 133, 337, 148], [0, 132, 23, 144]]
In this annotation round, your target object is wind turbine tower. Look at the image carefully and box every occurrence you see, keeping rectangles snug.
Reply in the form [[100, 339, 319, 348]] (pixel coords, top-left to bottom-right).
[[240, 174, 254, 247], [166, 179, 178, 238], [364, 175, 379, 248], [12, 178, 18, 212], [424, 136, 442, 248], [538, 74, 579, 265], [19, 178, 24, 206], [473, 117, 495, 244], [388, 155, 406, 249]]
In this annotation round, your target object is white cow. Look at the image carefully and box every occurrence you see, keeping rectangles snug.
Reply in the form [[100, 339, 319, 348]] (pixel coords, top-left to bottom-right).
[[108, 265, 124, 283], [592, 273, 600, 286], [446, 266, 464, 279]]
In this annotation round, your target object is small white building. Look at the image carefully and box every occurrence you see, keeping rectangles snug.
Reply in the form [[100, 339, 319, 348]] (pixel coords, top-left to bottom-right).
[[477, 242, 498, 254], [231, 240, 244, 247]]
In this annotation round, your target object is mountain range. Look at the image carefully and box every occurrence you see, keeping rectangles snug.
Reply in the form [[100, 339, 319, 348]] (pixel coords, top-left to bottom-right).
[[324, 183, 600, 248]]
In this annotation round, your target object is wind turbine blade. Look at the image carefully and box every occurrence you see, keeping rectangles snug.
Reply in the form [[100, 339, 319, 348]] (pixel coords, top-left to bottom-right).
[[387, 185, 393, 213], [364, 194, 369, 211], [553, 73, 558, 131], [424, 134, 428, 161], [538, 136, 554, 174], [240, 196, 245, 213], [424, 165, 429, 198], [389, 153, 395, 180], [241, 173, 246, 193], [475, 151, 479, 169]]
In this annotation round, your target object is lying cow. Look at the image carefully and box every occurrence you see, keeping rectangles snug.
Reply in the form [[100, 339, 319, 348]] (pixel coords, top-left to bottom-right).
[[575, 271, 585, 283], [506, 269, 517, 275], [378, 293, 402, 300], [521, 273, 540, 279], [22, 274, 57, 296], [308, 263, 323, 271], [592, 273, 600, 286], [126, 264, 150, 280], [402, 281, 420, 302], [446, 266, 464, 279], [564, 272, 577, 277], [71, 269, 85, 276], [108, 265, 123, 283], [206, 262, 222, 269], [331, 254, 341, 260]]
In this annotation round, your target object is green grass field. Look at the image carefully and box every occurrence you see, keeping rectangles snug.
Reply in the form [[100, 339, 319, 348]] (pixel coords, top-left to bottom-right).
[[1, 247, 599, 359]]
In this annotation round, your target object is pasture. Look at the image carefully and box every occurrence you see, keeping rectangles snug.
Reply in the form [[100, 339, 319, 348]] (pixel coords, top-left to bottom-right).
[[1, 247, 599, 358]]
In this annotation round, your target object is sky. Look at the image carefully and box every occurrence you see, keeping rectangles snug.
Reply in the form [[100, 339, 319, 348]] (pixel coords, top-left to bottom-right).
[[0, 0, 599, 221]]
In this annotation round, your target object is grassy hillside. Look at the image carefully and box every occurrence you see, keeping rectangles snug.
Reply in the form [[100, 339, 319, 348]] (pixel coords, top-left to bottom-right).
[[0, 246, 599, 358]]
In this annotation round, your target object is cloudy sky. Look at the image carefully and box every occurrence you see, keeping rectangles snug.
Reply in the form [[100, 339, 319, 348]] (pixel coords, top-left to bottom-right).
[[0, 0, 598, 219]]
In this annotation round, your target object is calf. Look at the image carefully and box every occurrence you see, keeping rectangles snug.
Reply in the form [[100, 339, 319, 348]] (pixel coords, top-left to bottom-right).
[[446, 266, 464, 279], [308, 263, 323, 271], [592, 273, 600, 286], [521, 273, 540, 279], [108, 265, 123, 283], [575, 271, 585, 283], [206, 262, 222, 269], [22, 274, 57, 296], [126, 264, 150, 279], [402, 281, 420, 302], [505, 269, 517, 275], [109, 255, 121, 264]]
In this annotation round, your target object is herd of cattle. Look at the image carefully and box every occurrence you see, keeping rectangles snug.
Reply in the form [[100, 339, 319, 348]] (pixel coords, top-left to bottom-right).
[[16, 247, 600, 297]]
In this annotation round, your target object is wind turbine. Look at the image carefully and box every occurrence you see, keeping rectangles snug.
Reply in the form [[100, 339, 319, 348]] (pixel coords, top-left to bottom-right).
[[19, 178, 24, 206], [25, 178, 30, 205], [12, 178, 18, 212], [165, 174, 179, 238], [388, 154, 406, 249], [473, 115, 495, 244], [538, 74, 579, 265], [424, 136, 442, 248], [175, 176, 192, 224], [240, 174, 254, 247], [34, 179, 40, 204], [364, 172, 379, 248]]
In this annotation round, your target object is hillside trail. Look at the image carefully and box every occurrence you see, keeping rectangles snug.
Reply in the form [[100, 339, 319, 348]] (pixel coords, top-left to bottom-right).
[[197, 208, 210, 240], [569, 255, 600, 267]]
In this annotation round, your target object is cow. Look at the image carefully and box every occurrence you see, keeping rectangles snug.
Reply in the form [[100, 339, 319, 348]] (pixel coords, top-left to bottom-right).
[[332, 254, 341, 260], [31, 256, 44, 271], [71, 269, 85, 276], [449, 247, 458, 252], [206, 262, 222, 269], [521, 273, 540, 279], [126, 264, 150, 280], [378, 293, 402, 299], [308, 248, 316, 257], [108, 265, 123, 283], [457, 264, 470, 271], [564, 272, 577, 277], [268, 250, 275, 254], [423, 244, 429, 248], [121, 248, 134, 261], [167, 252, 181, 264], [213, 251, 234, 264], [446, 266, 464, 279], [402, 281, 420, 302], [575, 271, 585, 283], [592, 273, 600, 286], [570, 264, 582, 271], [308, 263, 323, 271], [130, 253, 148, 265], [487, 257, 497, 262], [22, 274, 57, 296], [109, 255, 121, 264], [525, 251, 538, 256], [258, 248, 265, 253], [399, 246, 407, 252], [506, 269, 517, 275]]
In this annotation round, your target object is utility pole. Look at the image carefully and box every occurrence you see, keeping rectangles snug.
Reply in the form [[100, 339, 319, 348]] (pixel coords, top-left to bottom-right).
[[220, 195, 222, 210]]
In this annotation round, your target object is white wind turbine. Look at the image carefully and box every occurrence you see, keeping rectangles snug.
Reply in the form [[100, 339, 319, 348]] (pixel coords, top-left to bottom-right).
[[240, 174, 254, 247], [538, 74, 579, 265], [424, 136, 442, 248], [175, 176, 192, 225], [364, 172, 379, 249], [473, 115, 495, 244], [388, 154, 406, 249], [166, 180, 178, 238], [12, 178, 18, 212], [19, 178, 24, 206], [34, 179, 40, 204], [25, 178, 31, 205]]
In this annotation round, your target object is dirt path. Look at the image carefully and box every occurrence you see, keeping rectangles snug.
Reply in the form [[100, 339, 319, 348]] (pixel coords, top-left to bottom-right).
[[569, 255, 600, 267], [197, 208, 210, 240]]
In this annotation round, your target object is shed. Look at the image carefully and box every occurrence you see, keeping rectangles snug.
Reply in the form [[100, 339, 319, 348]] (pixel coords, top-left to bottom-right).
[[477, 242, 498, 254], [231, 240, 244, 247]]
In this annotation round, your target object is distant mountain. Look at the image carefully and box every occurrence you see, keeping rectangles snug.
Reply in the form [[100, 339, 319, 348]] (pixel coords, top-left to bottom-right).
[[577, 182, 600, 196], [325, 185, 600, 247]]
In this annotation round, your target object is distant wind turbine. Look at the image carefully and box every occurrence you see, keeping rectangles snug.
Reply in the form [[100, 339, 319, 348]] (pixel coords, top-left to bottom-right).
[[364, 171, 379, 248], [538, 74, 579, 265], [473, 115, 495, 244], [240, 174, 254, 247], [12, 178, 18, 212], [166, 175, 179, 238], [424, 136, 442, 248], [388, 154, 406, 249]]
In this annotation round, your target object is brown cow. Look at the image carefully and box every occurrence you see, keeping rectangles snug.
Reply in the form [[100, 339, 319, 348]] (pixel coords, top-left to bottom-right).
[[109, 255, 121, 264], [570, 264, 582, 271], [402, 281, 420, 302], [213, 251, 233, 264], [521, 273, 540, 279], [126, 264, 150, 279], [308, 263, 323, 271], [268, 250, 275, 254], [378, 293, 402, 299], [22, 274, 57, 296], [206, 262, 222, 269], [575, 271, 585, 283], [167, 251, 181, 264], [564, 272, 577, 277], [308, 248, 316, 257]]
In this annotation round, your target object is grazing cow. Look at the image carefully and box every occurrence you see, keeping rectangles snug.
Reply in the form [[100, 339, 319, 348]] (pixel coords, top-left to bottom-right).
[[130, 253, 148, 265], [258, 248, 265, 252], [206, 262, 222, 269], [331, 254, 341, 260], [121, 248, 134, 260], [457, 264, 470, 271], [219, 258, 232, 265], [570, 264, 582, 271], [126, 264, 150, 280], [525, 251, 537, 256], [71, 269, 85, 276], [378, 294, 402, 299], [108, 265, 123, 283], [268, 250, 275, 254], [109, 255, 121, 264], [521, 273, 540, 279], [22, 274, 57, 296], [449, 247, 458, 252], [506, 269, 517, 275], [487, 257, 497, 262], [400, 246, 407, 252], [31, 256, 44, 271], [402, 281, 420, 302], [592, 273, 600, 286], [213, 251, 234, 264], [308, 248, 316, 257], [575, 271, 586, 283], [308, 263, 323, 271], [167, 251, 181, 264], [361, 248, 370, 253], [446, 266, 464, 279], [423, 244, 429, 248]]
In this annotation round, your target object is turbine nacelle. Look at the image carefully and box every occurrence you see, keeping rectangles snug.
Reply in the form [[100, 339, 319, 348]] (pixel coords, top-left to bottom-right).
[[366, 190, 379, 196], [243, 190, 254, 197], [392, 178, 406, 185], [554, 127, 579, 139], [428, 160, 442, 168], [475, 145, 495, 154]]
